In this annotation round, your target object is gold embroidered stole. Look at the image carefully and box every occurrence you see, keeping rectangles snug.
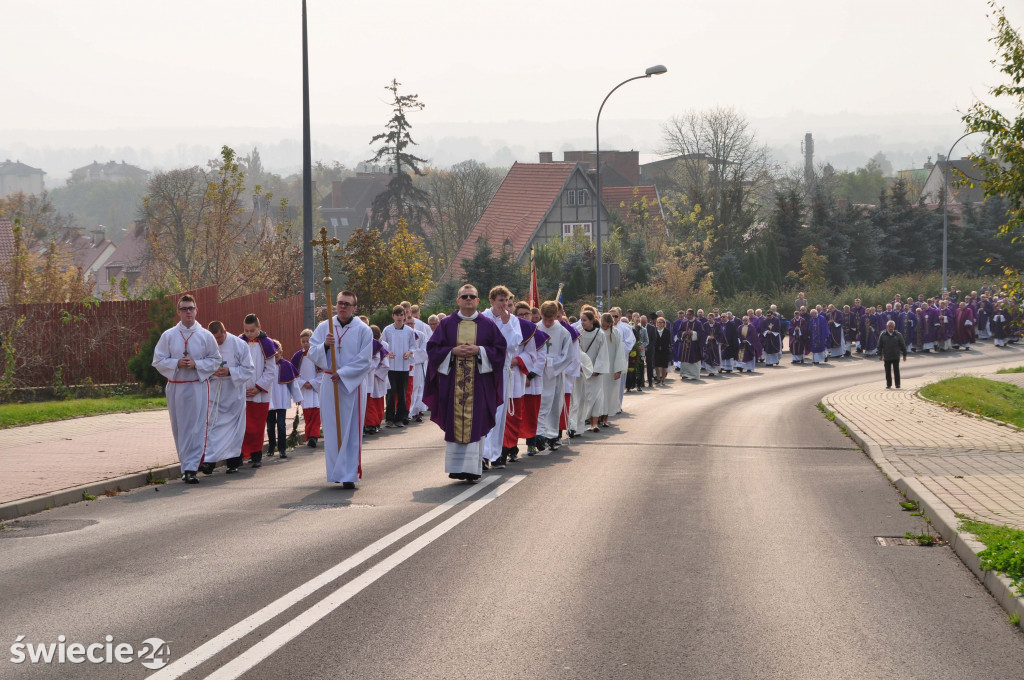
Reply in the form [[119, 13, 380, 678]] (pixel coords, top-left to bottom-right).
[[453, 320, 478, 444], [738, 324, 748, 362]]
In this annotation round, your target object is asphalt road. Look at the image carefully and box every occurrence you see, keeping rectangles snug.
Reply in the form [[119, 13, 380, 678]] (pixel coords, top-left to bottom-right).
[[2, 343, 1024, 679]]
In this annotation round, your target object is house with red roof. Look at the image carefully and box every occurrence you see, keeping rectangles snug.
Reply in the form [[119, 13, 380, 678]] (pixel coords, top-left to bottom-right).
[[442, 161, 613, 282]]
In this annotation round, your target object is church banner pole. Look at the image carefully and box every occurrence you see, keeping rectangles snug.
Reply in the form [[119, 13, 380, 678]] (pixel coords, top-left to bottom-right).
[[311, 227, 343, 448]]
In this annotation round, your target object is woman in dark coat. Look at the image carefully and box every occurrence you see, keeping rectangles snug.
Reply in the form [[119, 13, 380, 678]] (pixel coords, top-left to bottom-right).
[[651, 316, 672, 384]]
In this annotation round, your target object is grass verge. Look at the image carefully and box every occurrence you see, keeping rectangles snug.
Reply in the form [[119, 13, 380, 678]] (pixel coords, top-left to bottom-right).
[[0, 395, 167, 429], [919, 377, 1024, 429], [997, 365, 1024, 374], [960, 519, 1024, 596]]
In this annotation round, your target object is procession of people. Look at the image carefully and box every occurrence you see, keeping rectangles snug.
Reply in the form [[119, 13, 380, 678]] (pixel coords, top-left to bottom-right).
[[154, 284, 1022, 488]]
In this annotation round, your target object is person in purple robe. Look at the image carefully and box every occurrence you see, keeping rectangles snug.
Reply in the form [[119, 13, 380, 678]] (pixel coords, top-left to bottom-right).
[[789, 310, 808, 363], [977, 295, 994, 339], [899, 307, 917, 352], [721, 312, 740, 372], [860, 307, 879, 355], [807, 309, 829, 364], [825, 305, 846, 358], [703, 314, 725, 375], [735, 316, 762, 372], [952, 301, 976, 349], [992, 302, 1011, 347], [670, 310, 685, 370], [423, 284, 507, 483], [849, 299, 866, 352], [760, 310, 784, 366], [676, 309, 705, 379]]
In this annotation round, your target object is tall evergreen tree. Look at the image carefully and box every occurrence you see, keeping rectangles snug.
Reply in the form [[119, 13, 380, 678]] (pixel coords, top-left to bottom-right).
[[367, 79, 432, 237]]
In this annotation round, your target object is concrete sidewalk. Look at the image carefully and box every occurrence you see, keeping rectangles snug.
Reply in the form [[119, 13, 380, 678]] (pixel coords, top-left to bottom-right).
[[823, 359, 1024, 621], [0, 404, 300, 517]]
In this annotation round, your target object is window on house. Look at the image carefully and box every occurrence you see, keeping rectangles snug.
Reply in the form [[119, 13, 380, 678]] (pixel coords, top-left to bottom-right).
[[340, 218, 349, 227], [578, 190, 588, 205], [567, 190, 576, 206], [330, 218, 339, 227], [562, 222, 593, 240]]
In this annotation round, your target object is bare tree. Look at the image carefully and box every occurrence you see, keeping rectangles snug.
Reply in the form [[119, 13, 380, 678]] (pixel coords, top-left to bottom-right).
[[660, 107, 776, 257], [418, 160, 505, 277]]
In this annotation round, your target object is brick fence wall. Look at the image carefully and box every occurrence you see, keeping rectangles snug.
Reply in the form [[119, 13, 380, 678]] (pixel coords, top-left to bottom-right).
[[2, 286, 308, 388]]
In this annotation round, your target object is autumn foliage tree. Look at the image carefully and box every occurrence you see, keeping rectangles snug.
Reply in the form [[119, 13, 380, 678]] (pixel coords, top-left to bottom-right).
[[0, 218, 93, 304], [139, 146, 276, 300], [337, 218, 433, 313]]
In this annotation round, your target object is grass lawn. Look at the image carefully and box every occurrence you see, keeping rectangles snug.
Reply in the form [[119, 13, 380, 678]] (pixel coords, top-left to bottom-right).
[[919, 376, 1024, 429], [997, 365, 1024, 374], [960, 519, 1024, 596], [0, 395, 167, 429]]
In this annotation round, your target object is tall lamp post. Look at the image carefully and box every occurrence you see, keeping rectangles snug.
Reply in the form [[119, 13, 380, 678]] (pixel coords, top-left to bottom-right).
[[941, 130, 983, 293], [301, 0, 315, 329], [595, 64, 667, 312]]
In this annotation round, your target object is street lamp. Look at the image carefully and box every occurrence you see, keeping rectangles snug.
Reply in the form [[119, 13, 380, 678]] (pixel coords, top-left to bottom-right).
[[941, 130, 983, 293], [595, 64, 667, 312]]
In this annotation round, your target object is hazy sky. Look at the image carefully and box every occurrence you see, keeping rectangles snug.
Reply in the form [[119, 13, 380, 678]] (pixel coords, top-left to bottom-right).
[[2, 0, 1021, 176]]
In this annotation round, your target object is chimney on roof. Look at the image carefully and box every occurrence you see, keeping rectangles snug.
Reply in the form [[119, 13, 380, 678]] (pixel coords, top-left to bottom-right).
[[539, 151, 553, 163], [90, 228, 105, 247], [924, 156, 934, 170]]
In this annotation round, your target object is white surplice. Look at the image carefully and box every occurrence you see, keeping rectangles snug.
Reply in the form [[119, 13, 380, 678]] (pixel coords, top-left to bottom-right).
[[309, 316, 374, 483], [538, 320, 573, 439], [206, 333, 256, 463], [481, 308, 523, 461], [152, 322, 221, 473]]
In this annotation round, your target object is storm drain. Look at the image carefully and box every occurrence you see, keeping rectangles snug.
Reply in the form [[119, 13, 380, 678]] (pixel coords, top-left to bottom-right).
[[282, 503, 376, 511], [0, 518, 98, 538], [875, 536, 935, 547]]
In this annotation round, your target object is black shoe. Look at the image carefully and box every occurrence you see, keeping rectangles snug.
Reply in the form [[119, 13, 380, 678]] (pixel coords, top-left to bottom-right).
[[482, 459, 491, 470], [279, 452, 288, 459], [225, 467, 239, 474], [507, 447, 519, 463], [183, 471, 199, 484], [449, 472, 465, 480], [251, 461, 262, 469], [413, 415, 423, 423], [536, 439, 547, 452], [464, 474, 481, 484], [567, 429, 578, 439], [547, 438, 560, 450], [308, 438, 317, 447], [342, 482, 356, 490], [199, 462, 215, 475], [493, 455, 507, 470]]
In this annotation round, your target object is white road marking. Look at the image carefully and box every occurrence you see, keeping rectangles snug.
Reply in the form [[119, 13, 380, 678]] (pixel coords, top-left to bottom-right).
[[205, 475, 526, 680], [150, 476, 503, 680]]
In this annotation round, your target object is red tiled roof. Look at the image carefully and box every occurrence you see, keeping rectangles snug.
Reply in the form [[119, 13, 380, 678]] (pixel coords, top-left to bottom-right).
[[443, 162, 576, 281], [601, 186, 664, 224]]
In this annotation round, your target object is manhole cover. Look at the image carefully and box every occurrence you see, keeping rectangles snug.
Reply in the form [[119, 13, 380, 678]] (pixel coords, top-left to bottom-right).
[[282, 503, 376, 511], [0, 518, 98, 539], [875, 536, 935, 547]]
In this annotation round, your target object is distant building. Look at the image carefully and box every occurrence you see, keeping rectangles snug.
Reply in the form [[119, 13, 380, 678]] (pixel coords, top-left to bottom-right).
[[442, 162, 612, 282], [639, 153, 722, 194], [70, 160, 150, 184], [99, 223, 149, 297], [919, 156, 988, 206], [62, 228, 116, 287], [319, 173, 391, 242], [0, 160, 45, 198]]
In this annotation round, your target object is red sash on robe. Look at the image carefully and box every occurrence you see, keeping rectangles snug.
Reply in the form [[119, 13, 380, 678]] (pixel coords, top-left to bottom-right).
[[521, 393, 542, 438], [503, 396, 523, 448], [303, 406, 321, 440], [242, 402, 271, 456]]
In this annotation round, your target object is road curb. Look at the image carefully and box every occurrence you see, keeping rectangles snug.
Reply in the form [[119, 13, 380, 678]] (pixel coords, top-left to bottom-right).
[[822, 387, 1024, 625], [0, 462, 183, 521]]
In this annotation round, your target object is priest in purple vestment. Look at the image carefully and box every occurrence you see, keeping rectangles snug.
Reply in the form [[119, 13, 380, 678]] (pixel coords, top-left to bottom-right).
[[423, 284, 507, 482], [952, 301, 975, 349]]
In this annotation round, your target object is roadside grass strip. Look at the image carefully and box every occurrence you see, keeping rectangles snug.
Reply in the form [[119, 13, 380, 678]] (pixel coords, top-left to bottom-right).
[[919, 376, 1024, 429], [0, 395, 166, 429], [960, 519, 1024, 597], [997, 365, 1024, 374]]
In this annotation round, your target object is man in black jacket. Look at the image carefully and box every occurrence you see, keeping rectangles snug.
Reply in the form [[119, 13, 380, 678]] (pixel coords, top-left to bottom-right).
[[644, 314, 658, 387], [877, 320, 907, 389]]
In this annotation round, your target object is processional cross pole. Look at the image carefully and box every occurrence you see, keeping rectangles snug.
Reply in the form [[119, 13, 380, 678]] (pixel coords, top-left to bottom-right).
[[311, 226, 342, 447]]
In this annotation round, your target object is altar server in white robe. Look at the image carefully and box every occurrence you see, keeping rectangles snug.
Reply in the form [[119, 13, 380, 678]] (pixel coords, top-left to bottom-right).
[[292, 329, 323, 447], [600, 312, 627, 425], [308, 290, 374, 489], [572, 310, 607, 433], [406, 304, 433, 420], [537, 301, 574, 447], [480, 286, 523, 468], [152, 294, 221, 484], [613, 308, 635, 412], [200, 320, 256, 474]]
